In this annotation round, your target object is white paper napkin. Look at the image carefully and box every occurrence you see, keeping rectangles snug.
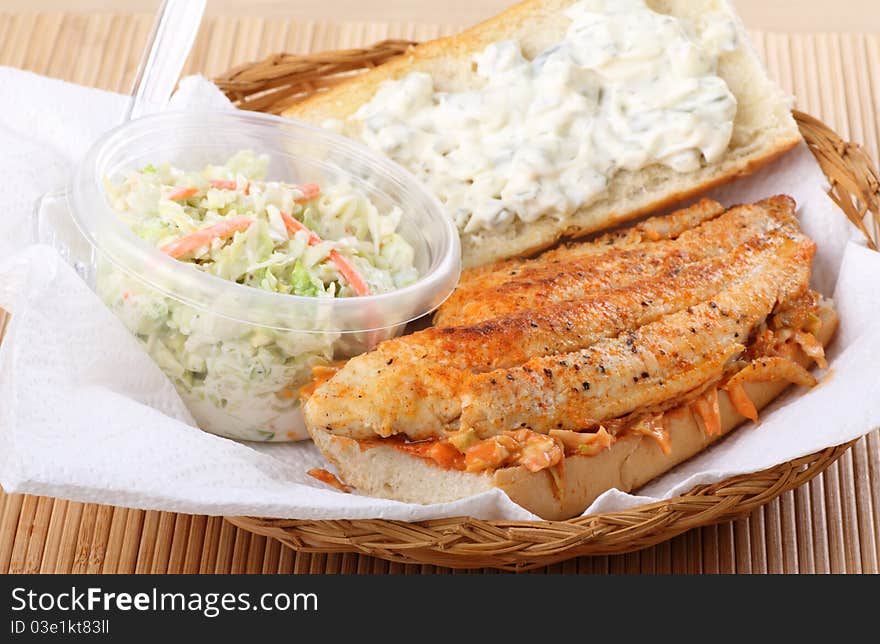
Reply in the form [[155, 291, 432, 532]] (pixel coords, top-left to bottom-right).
[[0, 66, 878, 522]]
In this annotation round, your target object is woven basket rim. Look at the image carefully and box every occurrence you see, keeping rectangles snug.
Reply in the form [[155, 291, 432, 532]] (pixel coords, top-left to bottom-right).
[[214, 43, 880, 570], [226, 439, 858, 569]]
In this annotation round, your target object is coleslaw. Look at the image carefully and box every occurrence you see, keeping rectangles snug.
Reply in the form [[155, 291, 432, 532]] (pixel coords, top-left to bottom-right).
[[97, 151, 418, 441]]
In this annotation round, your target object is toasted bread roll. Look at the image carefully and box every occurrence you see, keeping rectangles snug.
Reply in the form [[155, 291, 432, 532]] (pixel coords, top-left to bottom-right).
[[286, 0, 801, 267]]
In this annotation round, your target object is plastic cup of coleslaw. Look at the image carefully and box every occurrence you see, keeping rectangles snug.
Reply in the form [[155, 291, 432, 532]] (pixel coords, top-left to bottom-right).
[[36, 110, 460, 442]]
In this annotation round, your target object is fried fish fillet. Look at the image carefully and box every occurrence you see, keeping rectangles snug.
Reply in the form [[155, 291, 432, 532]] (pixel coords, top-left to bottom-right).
[[436, 196, 796, 327], [304, 201, 815, 442], [459, 237, 814, 436]]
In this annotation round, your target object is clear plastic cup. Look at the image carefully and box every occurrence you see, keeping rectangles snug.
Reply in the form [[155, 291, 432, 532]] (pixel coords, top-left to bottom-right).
[[37, 110, 460, 442]]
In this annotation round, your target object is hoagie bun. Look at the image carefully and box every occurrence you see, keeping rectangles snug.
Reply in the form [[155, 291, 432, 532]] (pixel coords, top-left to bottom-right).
[[286, 0, 801, 268]]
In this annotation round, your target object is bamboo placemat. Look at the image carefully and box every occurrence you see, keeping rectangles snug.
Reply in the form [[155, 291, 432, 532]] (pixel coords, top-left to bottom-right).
[[0, 11, 878, 574]]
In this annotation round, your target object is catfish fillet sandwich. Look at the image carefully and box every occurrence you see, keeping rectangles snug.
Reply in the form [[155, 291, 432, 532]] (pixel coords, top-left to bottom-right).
[[286, 0, 803, 268], [303, 197, 838, 520]]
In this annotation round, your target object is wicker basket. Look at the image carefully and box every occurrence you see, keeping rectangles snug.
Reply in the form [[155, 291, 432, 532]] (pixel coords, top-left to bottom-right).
[[219, 41, 880, 571]]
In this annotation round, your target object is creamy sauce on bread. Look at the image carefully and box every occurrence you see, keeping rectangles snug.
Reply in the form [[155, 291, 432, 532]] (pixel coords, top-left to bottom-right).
[[333, 0, 738, 234]]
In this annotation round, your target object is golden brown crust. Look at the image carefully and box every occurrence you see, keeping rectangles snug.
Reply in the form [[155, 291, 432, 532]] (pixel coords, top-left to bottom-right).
[[306, 302, 837, 519], [458, 232, 815, 437], [303, 198, 807, 442], [492, 303, 838, 519], [437, 195, 798, 326]]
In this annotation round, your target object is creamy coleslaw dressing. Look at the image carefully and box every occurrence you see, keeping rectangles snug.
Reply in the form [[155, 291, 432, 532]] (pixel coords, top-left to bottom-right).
[[343, 0, 739, 233], [100, 153, 418, 442]]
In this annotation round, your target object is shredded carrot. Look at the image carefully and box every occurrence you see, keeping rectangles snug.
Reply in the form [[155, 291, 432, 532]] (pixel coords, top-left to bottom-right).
[[691, 387, 722, 437], [279, 210, 320, 243], [209, 178, 251, 194], [724, 381, 758, 422], [307, 469, 349, 493], [208, 179, 235, 190], [294, 182, 321, 203], [160, 216, 253, 259], [279, 210, 371, 296], [167, 186, 199, 201], [423, 442, 466, 470], [329, 250, 371, 296]]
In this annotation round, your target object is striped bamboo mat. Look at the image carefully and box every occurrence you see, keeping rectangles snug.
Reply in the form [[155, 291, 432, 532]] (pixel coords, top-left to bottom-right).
[[1, 11, 879, 574]]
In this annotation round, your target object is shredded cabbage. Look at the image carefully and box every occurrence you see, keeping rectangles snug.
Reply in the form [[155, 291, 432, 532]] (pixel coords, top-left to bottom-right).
[[97, 151, 418, 441]]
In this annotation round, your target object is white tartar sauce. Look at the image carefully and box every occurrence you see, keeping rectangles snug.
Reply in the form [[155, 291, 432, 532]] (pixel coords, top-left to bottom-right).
[[344, 0, 739, 233]]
